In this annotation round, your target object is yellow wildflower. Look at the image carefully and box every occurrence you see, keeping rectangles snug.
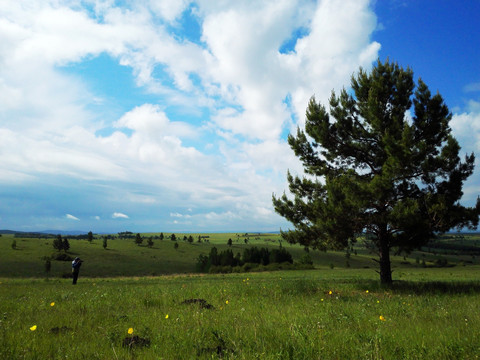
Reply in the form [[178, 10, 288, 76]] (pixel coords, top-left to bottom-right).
[[328, 291, 332, 295], [30, 325, 37, 331], [50, 302, 55, 307], [128, 328, 134, 334], [379, 315, 386, 321], [225, 300, 229, 305], [165, 314, 169, 319]]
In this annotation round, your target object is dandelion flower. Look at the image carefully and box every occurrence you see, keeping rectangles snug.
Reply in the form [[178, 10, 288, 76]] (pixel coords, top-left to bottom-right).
[[379, 315, 386, 321], [128, 328, 134, 334], [365, 290, 369, 294], [30, 325, 37, 331], [225, 300, 229, 305], [165, 314, 169, 319], [50, 302, 55, 307], [321, 298, 324, 302], [328, 291, 332, 295]]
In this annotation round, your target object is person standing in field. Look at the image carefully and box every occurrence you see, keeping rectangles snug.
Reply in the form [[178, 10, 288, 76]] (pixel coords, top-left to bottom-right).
[[72, 257, 83, 285]]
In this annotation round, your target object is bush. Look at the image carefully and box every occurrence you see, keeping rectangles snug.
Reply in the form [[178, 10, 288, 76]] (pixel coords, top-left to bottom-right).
[[53, 253, 74, 261], [270, 247, 293, 264], [298, 254, 313, 265]]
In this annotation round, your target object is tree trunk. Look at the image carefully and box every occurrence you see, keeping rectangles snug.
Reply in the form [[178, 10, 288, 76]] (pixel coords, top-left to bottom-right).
[[379, 236, 393, 284]]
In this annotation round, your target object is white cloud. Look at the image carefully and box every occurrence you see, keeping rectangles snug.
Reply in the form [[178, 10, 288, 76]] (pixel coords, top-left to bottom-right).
[[112, 212, 129, 219], [464, 82, 480, 93], [451, 102, 480, 154], [66, 214, 80, 221], [0, 0, 385, 231]]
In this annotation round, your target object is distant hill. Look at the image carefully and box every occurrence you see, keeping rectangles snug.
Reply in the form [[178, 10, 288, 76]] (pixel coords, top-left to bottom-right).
[[0, 229, 88, 236], [0, 230, 18, 234]]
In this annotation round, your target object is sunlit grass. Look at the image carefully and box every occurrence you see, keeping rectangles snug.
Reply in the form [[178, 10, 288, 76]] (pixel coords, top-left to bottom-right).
[[1, 270, 480, 359]]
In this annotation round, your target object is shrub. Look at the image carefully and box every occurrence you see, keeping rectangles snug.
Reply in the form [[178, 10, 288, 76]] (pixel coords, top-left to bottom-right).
[[298, 254, 313, 265], [53, 253, 74, 261]]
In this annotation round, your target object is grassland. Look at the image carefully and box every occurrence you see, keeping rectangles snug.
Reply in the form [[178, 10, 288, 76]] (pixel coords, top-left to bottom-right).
[[1, 232, 480, 359], [2, 232, 480, 278]]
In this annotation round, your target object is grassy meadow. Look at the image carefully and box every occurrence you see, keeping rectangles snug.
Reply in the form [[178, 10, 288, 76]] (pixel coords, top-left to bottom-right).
[[1, 232, 480, 359]]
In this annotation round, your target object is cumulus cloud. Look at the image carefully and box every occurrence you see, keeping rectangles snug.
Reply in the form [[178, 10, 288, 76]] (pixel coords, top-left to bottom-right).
[[112, 212, 129, 219], [0, 0, 392, 231]]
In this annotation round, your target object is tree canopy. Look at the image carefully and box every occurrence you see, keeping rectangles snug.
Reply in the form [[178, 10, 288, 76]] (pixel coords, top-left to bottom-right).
[[273, 59, 480, 284]]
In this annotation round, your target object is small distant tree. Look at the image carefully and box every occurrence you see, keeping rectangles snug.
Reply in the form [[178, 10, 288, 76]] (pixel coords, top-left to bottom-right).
[[188, 235, 194, 243], [135, 233, 143, 245], [87, 231, 93, 243], [147, 237, 154, 248], [174, 242, 179, 250], [53, 235, 63, 251], [198, 235, 202, 243], [227, 238, 233, 247], [62, 238, 70, 252], [103, 237, 108, 249], [183, 235, 188, 241], [171, 233, 177, 241], [159, 232, 164, 240], [11, 239, 17, 250]]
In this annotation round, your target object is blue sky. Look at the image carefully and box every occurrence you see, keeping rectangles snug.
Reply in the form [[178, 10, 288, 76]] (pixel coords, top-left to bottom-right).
[[1, 0, 479, 233]]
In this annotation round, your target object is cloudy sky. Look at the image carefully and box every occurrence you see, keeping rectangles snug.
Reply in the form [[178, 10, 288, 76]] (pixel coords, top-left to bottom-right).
[[1, 0, 479, 233]]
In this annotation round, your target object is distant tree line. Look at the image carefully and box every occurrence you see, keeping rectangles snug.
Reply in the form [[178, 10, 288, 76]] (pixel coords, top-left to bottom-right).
[[196, 246, 294, 273]]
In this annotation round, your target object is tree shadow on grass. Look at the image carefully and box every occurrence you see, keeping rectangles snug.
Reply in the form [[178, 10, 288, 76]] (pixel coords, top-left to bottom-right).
[[357, 279, 480, 295]]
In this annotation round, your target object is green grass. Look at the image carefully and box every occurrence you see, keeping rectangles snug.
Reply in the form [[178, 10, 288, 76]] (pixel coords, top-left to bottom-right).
[[3, 232, 479, 279], [2, 233, 480, 358], [1, 269, 480, 359]]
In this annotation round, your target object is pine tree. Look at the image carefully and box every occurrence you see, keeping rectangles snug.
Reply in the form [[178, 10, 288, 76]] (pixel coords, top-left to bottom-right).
[[62, 238, 70, 252], [53, 235, 64, 251], [273, 59, 480, 284], [135, 233, 143, 245]]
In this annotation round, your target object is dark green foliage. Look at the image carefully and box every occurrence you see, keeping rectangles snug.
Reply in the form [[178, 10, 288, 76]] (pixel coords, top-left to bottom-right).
[[147, 237, 154, 248], [243, 246, 270, 265], [270, 247, 293, 264], [53, 235, 63, 251], [174, 242, 179, 250], [103, 237, 108, 249], [11, 239, 16, 249], [171, 233, 176, 241], [87, 231, 93, 243], [273, 59, 480, 284], [227, 238, 232, 247], [159, 232, 164, 240], [62, 238, 70, 252], [52, 253, 73, 261], [135, 233, 143, 245], [188, 235, 194, 243], [299, 254, 313, 265], [196, 246, 294, 273], [195, 254, 209, 272]]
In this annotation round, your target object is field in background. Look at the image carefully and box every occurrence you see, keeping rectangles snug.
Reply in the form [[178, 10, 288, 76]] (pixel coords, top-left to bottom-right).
[[1, 232, 480, 278]]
